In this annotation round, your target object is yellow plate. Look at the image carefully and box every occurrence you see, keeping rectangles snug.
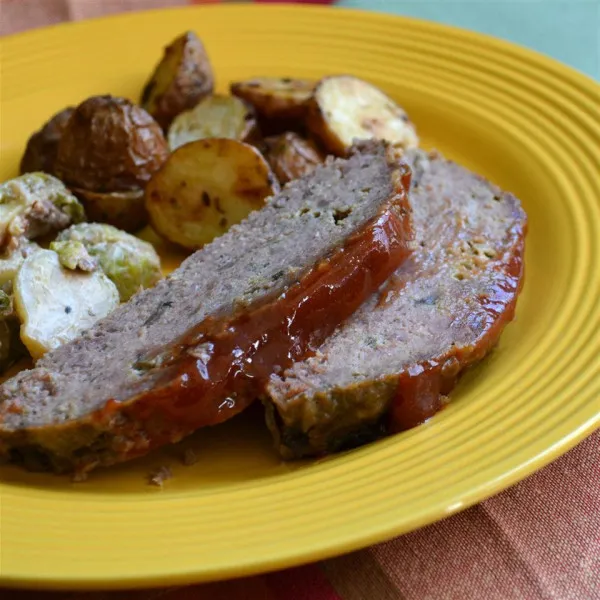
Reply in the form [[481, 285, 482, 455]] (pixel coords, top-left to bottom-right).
[[1, 4, 599, 590]]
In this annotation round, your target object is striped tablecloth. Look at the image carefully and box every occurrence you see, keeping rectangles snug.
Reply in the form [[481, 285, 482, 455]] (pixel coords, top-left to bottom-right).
[[1, 1, 599, 599]]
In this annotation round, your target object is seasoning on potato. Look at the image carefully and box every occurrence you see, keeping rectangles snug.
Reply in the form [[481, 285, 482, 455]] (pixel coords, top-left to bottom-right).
[[230, 77, 315, 122], [20, 107, 74, 176], [306, 75, 419, 156], [54, 95, 169, 194], [145, 138, 279, 250], [141, 31, 215, 130], [167, 95, 259, 151], [263, 132, 325, 184], [0, 173, 85, 249]]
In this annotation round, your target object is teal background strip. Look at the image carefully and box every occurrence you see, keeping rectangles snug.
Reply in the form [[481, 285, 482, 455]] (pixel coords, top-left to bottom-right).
[[336, 0, 600, 80]]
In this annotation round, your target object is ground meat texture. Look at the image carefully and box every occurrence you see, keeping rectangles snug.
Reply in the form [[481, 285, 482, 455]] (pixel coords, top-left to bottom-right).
[[265, 149, 527, 458], [0, 141, 413, 474]]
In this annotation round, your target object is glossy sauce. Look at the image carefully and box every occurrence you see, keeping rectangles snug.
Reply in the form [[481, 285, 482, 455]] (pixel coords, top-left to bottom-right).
[[390, 238, 526, 431], [94, 166, 413, 456]]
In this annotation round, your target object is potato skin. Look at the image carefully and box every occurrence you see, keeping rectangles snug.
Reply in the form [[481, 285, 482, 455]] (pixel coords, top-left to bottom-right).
[[71, 188, 148, 233], [20, 107, 74, 175], [167, 95, 259, 151], [141, 31, 214, 130], [306, 75, 419, 156], [54, 95, 169, 194], [146, 138, 279, 250], [230, 77, 315, 122], [264, 132, 325, 184]]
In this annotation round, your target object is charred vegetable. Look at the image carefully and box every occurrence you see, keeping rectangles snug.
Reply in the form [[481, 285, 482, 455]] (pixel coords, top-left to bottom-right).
[[54, 223, 162, 302], [306, 75, 419, 156], [14, 249, 119, 359], [141, 31, 214, 130], [20, 107, 74, 175], [167, 95, 258, 151], [146, 138, 279, 249], [54, 95, 169, 194], [230, 77, 315, 122], [264, 132, 325, 184], [0, 173, 85, 249]]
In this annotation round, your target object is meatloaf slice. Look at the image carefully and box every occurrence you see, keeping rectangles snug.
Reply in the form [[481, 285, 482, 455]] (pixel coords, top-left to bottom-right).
[[265, 149, 527, 458], [0, 141, 413, 473]]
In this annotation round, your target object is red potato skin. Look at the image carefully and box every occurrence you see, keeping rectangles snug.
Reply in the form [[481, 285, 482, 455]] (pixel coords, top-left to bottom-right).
[[55, 95, 169, 194]]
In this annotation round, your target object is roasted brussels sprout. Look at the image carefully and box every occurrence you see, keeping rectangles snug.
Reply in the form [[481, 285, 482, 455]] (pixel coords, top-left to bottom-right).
[[20, 107, 74, 175], [0, 240, 41, 293], [0, 290, 12, 317], [50, 240, 97, 272], [54, 95, 169, 194], [14, 249, 119, 359], [54, 223, 162, 302], [0, 173, 85, 249], [141, 31, 215, 130]]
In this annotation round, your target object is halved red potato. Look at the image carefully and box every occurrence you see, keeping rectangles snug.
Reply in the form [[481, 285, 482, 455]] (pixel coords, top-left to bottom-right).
[[230, 77, 315, 122], [167, 95, 258, 151], [263, 132, 325, 184], [306, 75, 419, 156], [145, 138, 279, 250]]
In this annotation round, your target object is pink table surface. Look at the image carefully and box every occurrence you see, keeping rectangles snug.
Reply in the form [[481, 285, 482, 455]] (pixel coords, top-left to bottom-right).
[[1, 1, 599, 598]]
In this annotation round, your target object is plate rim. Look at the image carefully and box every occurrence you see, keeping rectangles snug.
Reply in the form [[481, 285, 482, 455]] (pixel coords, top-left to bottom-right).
[[1, 3, 599, 590]]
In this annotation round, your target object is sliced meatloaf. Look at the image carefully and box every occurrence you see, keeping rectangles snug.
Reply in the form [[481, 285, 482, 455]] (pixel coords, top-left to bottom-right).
[[265, 149, 527, 458], [0, 141, 413, 473]]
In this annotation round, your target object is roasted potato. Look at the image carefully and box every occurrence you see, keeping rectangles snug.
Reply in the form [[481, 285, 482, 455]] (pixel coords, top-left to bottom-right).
[[20, 107, 74, 175], [230, 77, 315, 122], [167, 95, 259, 151], [0, 173, 85, 249], [263, 132, 325, 184], [71, 187, 147, 233], [14, 249, 119, 359], [141, 31, 214, 130], [146, 138, 279, 250], [306, 75, 419, 156], [54, 95, 169, 193], [54, 223, 162, 302]]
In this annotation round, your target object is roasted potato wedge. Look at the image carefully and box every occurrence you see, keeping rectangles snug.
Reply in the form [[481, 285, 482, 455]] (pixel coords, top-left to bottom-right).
[[20, 107, 74, 175], [230, 77, 315, 122], [264, 132, 325, 184], [141, 31, 214, 130], [306, 75, 419, 156], [146, 139, 279, 250], [55, 95, 169, 193], [14, 249, 119, 360], [72, 187, 147, 233], [167, 95, 259, 151]]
